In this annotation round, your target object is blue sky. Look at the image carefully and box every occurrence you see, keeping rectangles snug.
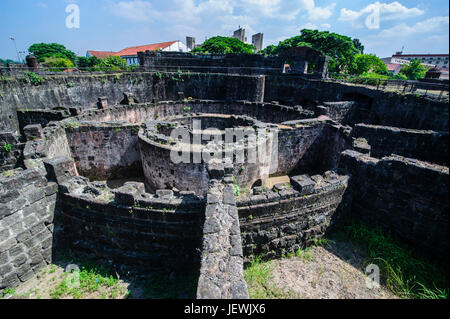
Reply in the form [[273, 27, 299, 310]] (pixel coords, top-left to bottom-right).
[[0, 0, 448, 61]]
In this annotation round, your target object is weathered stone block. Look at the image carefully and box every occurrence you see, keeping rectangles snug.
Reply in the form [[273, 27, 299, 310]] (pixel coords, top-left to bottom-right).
[[156, 189, 174, 199], [43, 156, 77, 184], [0, 273, 19, 289], [290, 175, 315, 195], [113, 182, 145, 205], [23, 124, 43, 141]]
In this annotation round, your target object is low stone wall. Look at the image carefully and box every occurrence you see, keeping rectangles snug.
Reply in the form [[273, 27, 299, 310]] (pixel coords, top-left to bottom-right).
[[264, 75, 449, 131], [17, 108, 73, 135], [65, 122, 142, 180], [138, 51, 284, 75], [279, 119, 352, 175], [237, 171, 349, 261], [352, 124, 448, 166], [338, 150, 449, 262], [0, 166, 58, 289], [197, 163, 248, 299], [0, 73, 271, 132], [54, 174, 205, 272], [319, 101, 358, 124], [0, 131, 24, 173], [72, 100, 312, 125]]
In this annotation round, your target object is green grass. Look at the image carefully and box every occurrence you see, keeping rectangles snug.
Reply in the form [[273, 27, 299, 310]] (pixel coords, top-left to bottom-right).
[[244, 256, 298, 299], [295, 247, 313, 260], [0, 288, 16, 298], [338, 220, 448, 299], [49, 261, 124, 299]]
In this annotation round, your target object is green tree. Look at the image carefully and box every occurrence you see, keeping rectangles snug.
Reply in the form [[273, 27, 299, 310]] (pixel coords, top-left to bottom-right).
[[0, 58, 19, 66], [28, 43, 76, 63], [399, 59, 428, 80], [76, 56, 100, 68], [261, 45, 277, 56], [42, 57, 75, 69], [191, 36, 256, 54], [349, 54, 388, 75], [352, 38, 365, 54], [261, 29, 359, 73], [93, 56, 127, 71]]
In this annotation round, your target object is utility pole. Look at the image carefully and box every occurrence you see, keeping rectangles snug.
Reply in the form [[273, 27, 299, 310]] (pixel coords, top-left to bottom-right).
[[9, 36, 20, 63]]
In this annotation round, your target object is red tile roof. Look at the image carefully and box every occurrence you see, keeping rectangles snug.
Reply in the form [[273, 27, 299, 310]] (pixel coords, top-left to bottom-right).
[[87, 41, 178, 59], [87, 50, 115, 58], [115, 41, 177, 57], [386, 63, 403, 74]]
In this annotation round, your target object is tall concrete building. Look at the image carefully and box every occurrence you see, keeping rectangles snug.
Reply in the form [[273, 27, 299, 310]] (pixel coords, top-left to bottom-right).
[[233, 28, 246, 42], [252, 33, 264, 52], [186, 37, 196, 51]]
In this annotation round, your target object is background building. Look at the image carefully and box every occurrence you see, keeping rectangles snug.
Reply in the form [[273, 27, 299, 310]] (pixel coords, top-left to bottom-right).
[[186, 37, 195, 52], [252, 33, 264, 52], [391, 52, 449, 68], [87, 40, 188, 65], [233, 28, 246, 42]]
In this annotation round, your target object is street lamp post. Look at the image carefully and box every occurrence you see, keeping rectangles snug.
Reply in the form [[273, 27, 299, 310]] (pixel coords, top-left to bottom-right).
[[9, 36, 20, 63]]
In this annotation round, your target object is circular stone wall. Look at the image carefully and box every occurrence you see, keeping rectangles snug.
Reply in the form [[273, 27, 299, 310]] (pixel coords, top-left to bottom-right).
[[139, 114, 275, 196]]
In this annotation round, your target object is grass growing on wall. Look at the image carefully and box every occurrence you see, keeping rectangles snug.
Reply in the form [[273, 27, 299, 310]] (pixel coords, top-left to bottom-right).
[[337, 220, 448, 299]]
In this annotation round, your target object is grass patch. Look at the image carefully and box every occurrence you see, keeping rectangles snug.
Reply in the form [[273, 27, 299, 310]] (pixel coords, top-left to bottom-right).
[[49, 261, 125, 299], [337, 220, 448, 299], [0, 288, 16, 298], [244, 256, 298, 299], [295, 247, 313, 260]]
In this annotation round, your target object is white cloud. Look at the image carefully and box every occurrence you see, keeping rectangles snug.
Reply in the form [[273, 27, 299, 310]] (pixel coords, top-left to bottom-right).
[[301, 1, 336, 20], [110, 0, 162, 22], [339, 1, 424, 28], [299, 22, 332, 30], [235, 0, 335, 21], [378, 16, 449, 38], [300, 22, 318, 30], [110, 0, 234, 24]]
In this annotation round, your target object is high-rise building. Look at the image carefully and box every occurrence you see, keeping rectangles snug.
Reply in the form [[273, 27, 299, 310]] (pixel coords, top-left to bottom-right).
[[186, 37, 196, 51], [252, 33, 264, 52], [233, 28, 246, 42]]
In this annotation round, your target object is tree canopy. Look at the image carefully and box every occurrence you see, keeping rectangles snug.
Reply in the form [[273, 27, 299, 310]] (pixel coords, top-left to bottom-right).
[[92, 56, 128, 71], [42, 57, 75, 69], [261, 29, 361, 73], [399, 59, 429, 80], [28, 43, 77, 63], [352, 39, 364, 54], [349, 54, 388, 75], [191, 36, 256, 54], [0, 58, 19, 66], [76, 56, 101, 68]]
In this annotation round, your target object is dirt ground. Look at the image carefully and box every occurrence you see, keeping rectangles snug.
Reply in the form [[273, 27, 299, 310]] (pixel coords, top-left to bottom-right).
[[3, 238, 397, 299], [268, 240, 397, 299]]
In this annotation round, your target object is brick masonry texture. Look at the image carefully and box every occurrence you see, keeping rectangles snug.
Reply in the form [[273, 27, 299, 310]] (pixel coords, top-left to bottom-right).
[[338, 150, 449, 262], [197, 163, 248, 299], [238, 171, 349, 261], [352, 124, 448, 166], [0, 166, 57, 289]]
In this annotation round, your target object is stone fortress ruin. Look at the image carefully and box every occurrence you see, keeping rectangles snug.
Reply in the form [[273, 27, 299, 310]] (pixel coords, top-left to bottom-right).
[[0, 51, 448, 299]]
